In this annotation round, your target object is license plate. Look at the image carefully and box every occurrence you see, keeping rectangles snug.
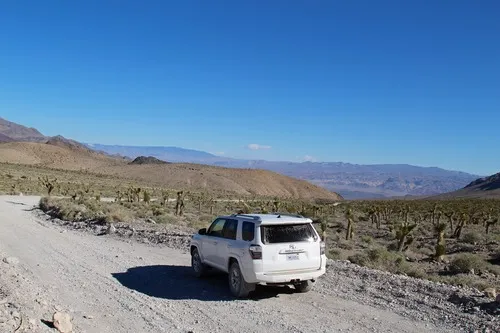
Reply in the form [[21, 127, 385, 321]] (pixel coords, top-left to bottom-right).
[[286, 254, 299, 261]]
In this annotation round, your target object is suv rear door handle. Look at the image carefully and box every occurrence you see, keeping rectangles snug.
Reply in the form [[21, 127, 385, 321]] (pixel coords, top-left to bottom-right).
[[212, 241, 218, 245]]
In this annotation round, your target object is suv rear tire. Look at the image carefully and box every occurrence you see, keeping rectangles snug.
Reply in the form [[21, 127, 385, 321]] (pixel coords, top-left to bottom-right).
[[228, 261, 255, 298], [191, 248, 207, 278], [294, 280, 315, 293]]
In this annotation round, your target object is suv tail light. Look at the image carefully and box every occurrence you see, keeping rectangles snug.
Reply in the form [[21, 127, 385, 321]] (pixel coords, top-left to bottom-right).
[[249, 245, 262, 260], [320, 241, 325, 255]]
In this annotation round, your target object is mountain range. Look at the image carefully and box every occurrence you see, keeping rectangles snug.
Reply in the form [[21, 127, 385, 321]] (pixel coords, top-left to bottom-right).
[[0, 117, 492, 199], [86, 143, 481, 199], [434, 172, 500, 199]]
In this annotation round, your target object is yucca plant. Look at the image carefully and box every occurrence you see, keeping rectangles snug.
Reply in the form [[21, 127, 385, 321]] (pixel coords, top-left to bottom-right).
[[485, 217, 498, 234], [143, 190, 151, 204], [395, 223, 417, 252], [38, 175, 57, 196], [175, 191, 185, 216], [345, 207, 354, 240], [434, 222, 447, 261]]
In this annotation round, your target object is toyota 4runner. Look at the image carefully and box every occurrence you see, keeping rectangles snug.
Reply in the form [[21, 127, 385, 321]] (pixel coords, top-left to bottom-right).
[[190, 213, 327, 298]]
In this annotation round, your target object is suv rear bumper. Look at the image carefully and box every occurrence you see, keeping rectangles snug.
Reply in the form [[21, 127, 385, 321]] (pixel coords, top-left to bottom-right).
[[252, 266, 326, 284]]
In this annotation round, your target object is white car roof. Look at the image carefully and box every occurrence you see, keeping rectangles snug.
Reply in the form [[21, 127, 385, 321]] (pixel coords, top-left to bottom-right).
[[225, 213, 313, 225]]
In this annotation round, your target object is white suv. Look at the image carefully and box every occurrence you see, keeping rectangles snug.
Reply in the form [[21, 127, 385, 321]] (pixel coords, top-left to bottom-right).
[[190, 213, 327, 298]]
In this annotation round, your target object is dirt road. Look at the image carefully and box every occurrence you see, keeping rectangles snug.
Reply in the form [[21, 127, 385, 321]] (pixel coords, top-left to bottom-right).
[[0, 196, 490, 332]]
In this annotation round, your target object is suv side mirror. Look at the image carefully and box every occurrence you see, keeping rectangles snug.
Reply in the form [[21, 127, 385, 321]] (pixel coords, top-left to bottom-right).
[[198, 228, 207, 235]]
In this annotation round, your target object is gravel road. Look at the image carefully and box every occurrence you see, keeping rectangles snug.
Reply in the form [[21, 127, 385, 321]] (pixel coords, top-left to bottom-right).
[[0, 196, 497, 333]]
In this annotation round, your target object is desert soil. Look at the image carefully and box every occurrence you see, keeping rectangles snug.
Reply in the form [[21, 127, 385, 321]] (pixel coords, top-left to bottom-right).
[[0, 196, 497, 333]]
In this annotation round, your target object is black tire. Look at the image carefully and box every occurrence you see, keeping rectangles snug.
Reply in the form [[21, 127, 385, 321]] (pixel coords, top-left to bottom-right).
[[294, 280, 315, 293], [228, 261, 255, 298], [191, 248, 207, 278]]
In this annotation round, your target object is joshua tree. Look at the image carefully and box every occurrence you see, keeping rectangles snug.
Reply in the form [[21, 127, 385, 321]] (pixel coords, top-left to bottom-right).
[[453, 212, 467, 239], [208, 196, 215, 215], [272, 198, 280, 212], [444, 211, 455, 231], [134, 187, 141, 202], [143, 190, 151, 204], [345, 207, 354, 240], [116, 190, 123, 202], [241, 200, 251, 214], [175, 191, 185, 216], [320, 219, 328, 242], [485, 217, 498, 234], [313, 205, 320, 218], [161, 190, 170, 207], [434, 222, 447, 261], [38, 176, 57, 196], [395, 222, 417, 252]]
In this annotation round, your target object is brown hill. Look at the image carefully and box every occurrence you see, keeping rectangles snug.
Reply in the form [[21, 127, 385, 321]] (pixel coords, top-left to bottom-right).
[[434, 172, 500, 199], [45, 135, 94, 153], [129, 156, 169, 165], [98, 163, 343, 200], [0, 141, 342, 201], [0, 117, 46, 142], [0, 142, 125, 170]]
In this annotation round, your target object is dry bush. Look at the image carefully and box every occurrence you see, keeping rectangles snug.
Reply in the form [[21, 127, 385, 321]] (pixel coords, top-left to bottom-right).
[[449, 254, 485, 274], [348, 247, 427, 279], [462, 232, 483, 245]]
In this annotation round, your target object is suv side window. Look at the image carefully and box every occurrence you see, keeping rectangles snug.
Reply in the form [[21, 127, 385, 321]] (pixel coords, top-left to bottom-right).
[[222, 219, 238, 240], [242, 221, 255, 241], [207, 219, 226, 237]]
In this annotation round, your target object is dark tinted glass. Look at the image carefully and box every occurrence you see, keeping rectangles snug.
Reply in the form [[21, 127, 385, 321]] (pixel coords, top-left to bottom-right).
[[260, 223, 317, 244], [242, 222, 255, 241], [222, 219, 238, 240]]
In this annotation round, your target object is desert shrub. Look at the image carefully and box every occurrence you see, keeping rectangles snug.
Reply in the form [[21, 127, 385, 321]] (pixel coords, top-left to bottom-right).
[[449, 254, 485, 274], [348, 246, 426, 279], [104, 207, 134, 223], [361, 235, 373, 244], [155, 214, 178, 225], [337, 240, 354, 250], [402, 265, 428, 279], [40, 197, 134, 223], [462, 232, 482, 244], [347, 252, 369, 266], [328, 249, 343, 260]]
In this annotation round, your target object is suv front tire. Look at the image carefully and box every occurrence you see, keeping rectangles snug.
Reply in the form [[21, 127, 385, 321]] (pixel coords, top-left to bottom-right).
[[191, 248, 207, 278]]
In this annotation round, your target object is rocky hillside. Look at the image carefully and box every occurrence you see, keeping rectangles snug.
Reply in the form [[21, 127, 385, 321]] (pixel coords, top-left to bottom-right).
[[0, 117, 46, 142], [436, 172, 500, 198], [129, 156, 169, 165], [0, 133, 14, 143], [45, 135, 94, 153]]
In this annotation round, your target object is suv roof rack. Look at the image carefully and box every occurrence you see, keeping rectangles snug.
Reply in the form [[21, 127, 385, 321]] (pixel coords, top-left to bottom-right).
[[230, 213, 260, 220], [270, 212, 305, 218]]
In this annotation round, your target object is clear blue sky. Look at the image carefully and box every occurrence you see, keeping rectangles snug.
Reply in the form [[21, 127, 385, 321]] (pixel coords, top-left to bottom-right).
[[1, 1, 499, 175]]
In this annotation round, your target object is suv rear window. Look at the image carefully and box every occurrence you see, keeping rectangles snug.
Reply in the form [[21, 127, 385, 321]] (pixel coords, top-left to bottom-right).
[[260, 223, 318, 244]]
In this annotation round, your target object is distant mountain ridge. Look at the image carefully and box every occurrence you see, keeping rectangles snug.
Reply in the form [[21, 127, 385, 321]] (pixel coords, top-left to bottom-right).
[[433, 172, 500, 199], [0, 117, 482, 199], [0, 117, 46, 142], [85, 143, 481, 199]]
